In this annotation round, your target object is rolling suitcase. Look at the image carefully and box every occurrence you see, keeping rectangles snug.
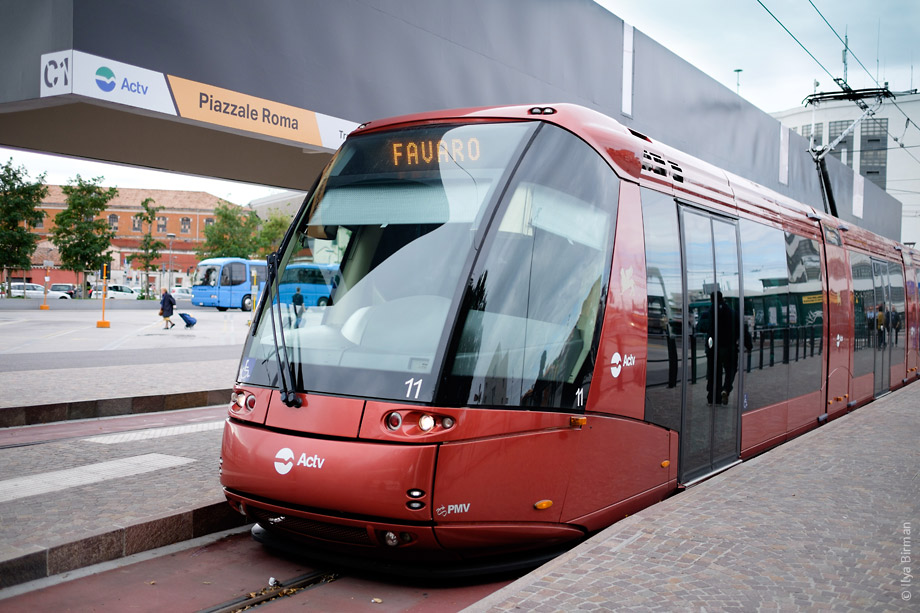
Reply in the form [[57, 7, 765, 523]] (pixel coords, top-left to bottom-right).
[[178, 312, 197, 328]]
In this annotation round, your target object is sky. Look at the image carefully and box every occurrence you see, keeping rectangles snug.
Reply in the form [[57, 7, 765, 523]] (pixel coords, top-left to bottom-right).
[[597, 0, 919, 113], [2, 0, 917, 204]]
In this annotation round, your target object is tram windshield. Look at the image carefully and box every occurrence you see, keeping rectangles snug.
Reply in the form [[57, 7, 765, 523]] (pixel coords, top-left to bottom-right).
[[239, 120, 618, 407]]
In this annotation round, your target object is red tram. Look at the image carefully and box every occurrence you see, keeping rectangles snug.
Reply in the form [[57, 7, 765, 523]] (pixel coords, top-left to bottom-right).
[[220, 104, 919, 573]]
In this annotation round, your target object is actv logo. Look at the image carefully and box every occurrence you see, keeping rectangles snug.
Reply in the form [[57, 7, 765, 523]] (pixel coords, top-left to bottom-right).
[[274, 447, 326, 475], [95, 66, 116, 92], [274, 448, 294, 475], [609, 351, 636, 378]]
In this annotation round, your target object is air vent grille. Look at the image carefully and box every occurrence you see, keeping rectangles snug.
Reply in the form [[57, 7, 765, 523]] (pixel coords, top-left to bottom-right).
[[642, 150, 684, 183]]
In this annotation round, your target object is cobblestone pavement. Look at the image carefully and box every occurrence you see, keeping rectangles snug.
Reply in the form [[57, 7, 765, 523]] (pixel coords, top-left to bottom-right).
[[466, 385, 919, 613]]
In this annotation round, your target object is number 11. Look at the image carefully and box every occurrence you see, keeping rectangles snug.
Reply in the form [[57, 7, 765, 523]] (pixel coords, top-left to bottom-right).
[[405, 378, 422, 399]]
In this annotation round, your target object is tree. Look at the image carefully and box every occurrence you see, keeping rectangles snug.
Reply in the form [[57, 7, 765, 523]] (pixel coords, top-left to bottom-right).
[[0, 159, 48, 296], [196, 201, 260, 260], [50, 175, 118, 297], [128, 197, 164, 299], [256, 210, 291, 257]]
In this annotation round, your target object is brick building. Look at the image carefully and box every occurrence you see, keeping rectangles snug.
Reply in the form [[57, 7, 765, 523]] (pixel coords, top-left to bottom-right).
[[13, 186, 229, 290]]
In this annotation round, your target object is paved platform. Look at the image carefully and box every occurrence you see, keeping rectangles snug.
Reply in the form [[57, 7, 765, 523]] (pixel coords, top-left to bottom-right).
[[466, 384, 918, 612], [0, 302, 250, 424], [0, 302, 251, 588]]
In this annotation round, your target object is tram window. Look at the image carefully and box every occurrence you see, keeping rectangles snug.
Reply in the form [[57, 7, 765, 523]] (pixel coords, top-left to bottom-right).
[[642, 189, 682, 431], [785, 233, 824, 398], [889, 261, 905, 364], [739, 219, 789, 412], [443, 124, 619, 410], [849, 251, 874, 378]]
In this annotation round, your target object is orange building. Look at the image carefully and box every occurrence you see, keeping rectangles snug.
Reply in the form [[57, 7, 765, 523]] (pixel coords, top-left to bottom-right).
[[17, 186, 229, 290]]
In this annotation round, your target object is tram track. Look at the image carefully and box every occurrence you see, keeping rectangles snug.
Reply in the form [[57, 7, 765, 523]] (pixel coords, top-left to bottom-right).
[[0, 525, 514, 610], [198, 569, 340, 613]]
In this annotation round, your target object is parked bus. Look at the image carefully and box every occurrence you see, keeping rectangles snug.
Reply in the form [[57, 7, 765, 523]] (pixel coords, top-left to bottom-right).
[[278, 262, 339, 307], [192, 257, 266, 311]]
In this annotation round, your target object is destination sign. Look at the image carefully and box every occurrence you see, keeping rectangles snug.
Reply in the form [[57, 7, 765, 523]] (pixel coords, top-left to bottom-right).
[[390, 137, 481, 168]]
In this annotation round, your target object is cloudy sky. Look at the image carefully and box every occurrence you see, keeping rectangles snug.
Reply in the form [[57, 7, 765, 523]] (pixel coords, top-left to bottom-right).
[[2, 0, 916, 204], [597, 0, 919, 112]]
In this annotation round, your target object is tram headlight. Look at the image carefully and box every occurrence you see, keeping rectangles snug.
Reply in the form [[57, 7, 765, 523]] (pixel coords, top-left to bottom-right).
[[418, 414, 435, 432], [231, 390, 256, 412]]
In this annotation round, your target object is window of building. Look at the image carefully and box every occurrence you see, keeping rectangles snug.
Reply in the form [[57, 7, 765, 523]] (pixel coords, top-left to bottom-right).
[[204, 218, 214, 227], [132, 216, 143, 232], [180, 217, 191, 233], [800, 123, 823, 149], [157, 216, 167, 232], [828, 120, 854, 168], [860, 117, 888, 190], [108, 214, 119, 232]]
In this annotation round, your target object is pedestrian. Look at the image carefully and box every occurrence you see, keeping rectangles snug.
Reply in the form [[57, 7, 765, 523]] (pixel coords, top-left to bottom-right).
[[160, 287, 176, 329], [292, 286, 304, 326]]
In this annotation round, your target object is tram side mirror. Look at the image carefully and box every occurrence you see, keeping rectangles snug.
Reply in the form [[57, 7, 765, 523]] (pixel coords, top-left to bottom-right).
[[307, 225, 338, 240]]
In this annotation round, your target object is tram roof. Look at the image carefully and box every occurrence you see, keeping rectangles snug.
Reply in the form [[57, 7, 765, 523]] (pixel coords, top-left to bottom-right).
[[353, 103, 909, 263]]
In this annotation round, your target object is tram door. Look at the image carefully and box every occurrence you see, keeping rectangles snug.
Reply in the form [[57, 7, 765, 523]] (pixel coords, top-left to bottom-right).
[[872, 259, 891, 396], [680, 210, 742, 484]]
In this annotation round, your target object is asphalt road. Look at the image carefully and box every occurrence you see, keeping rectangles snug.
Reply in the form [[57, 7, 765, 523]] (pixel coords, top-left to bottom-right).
[[0, 346, 237, 372], [0, 302, 252, 408]]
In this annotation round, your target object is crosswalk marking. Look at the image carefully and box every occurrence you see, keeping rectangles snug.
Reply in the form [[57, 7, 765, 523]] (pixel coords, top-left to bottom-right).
[[0, 454, 194, 503], [82, 421, 224, 444]]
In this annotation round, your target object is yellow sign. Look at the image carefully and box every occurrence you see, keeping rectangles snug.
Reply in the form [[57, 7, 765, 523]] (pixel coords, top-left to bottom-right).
[[802, 294, 824, 304], [168, 75, 321, 146]]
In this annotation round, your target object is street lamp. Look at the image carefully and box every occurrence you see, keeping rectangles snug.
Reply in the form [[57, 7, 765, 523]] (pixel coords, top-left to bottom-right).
[[166, 233, 176, 291]]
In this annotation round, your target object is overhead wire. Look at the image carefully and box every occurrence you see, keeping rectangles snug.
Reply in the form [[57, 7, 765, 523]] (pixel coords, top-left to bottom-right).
[[755, 0, 836, 83], [804, 0, 920, 163], [757, 0, 920, 171]]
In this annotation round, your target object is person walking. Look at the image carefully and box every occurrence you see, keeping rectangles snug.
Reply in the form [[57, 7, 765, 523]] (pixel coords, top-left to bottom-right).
[[292, 287, 305, 327], [160, 287, 177, 329]]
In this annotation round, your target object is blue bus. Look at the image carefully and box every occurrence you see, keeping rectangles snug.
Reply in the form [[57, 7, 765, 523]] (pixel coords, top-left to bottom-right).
[[278, 262, 339, 308], [192, 257, 267, 311]]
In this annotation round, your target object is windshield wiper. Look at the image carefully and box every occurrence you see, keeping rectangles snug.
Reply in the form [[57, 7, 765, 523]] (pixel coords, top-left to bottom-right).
[[265, 251, 302, 408]]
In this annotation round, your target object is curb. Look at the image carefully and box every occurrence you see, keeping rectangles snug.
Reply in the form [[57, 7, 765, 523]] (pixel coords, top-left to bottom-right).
[[0, 389, 233, 428], [0, 501, 249, 589]]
